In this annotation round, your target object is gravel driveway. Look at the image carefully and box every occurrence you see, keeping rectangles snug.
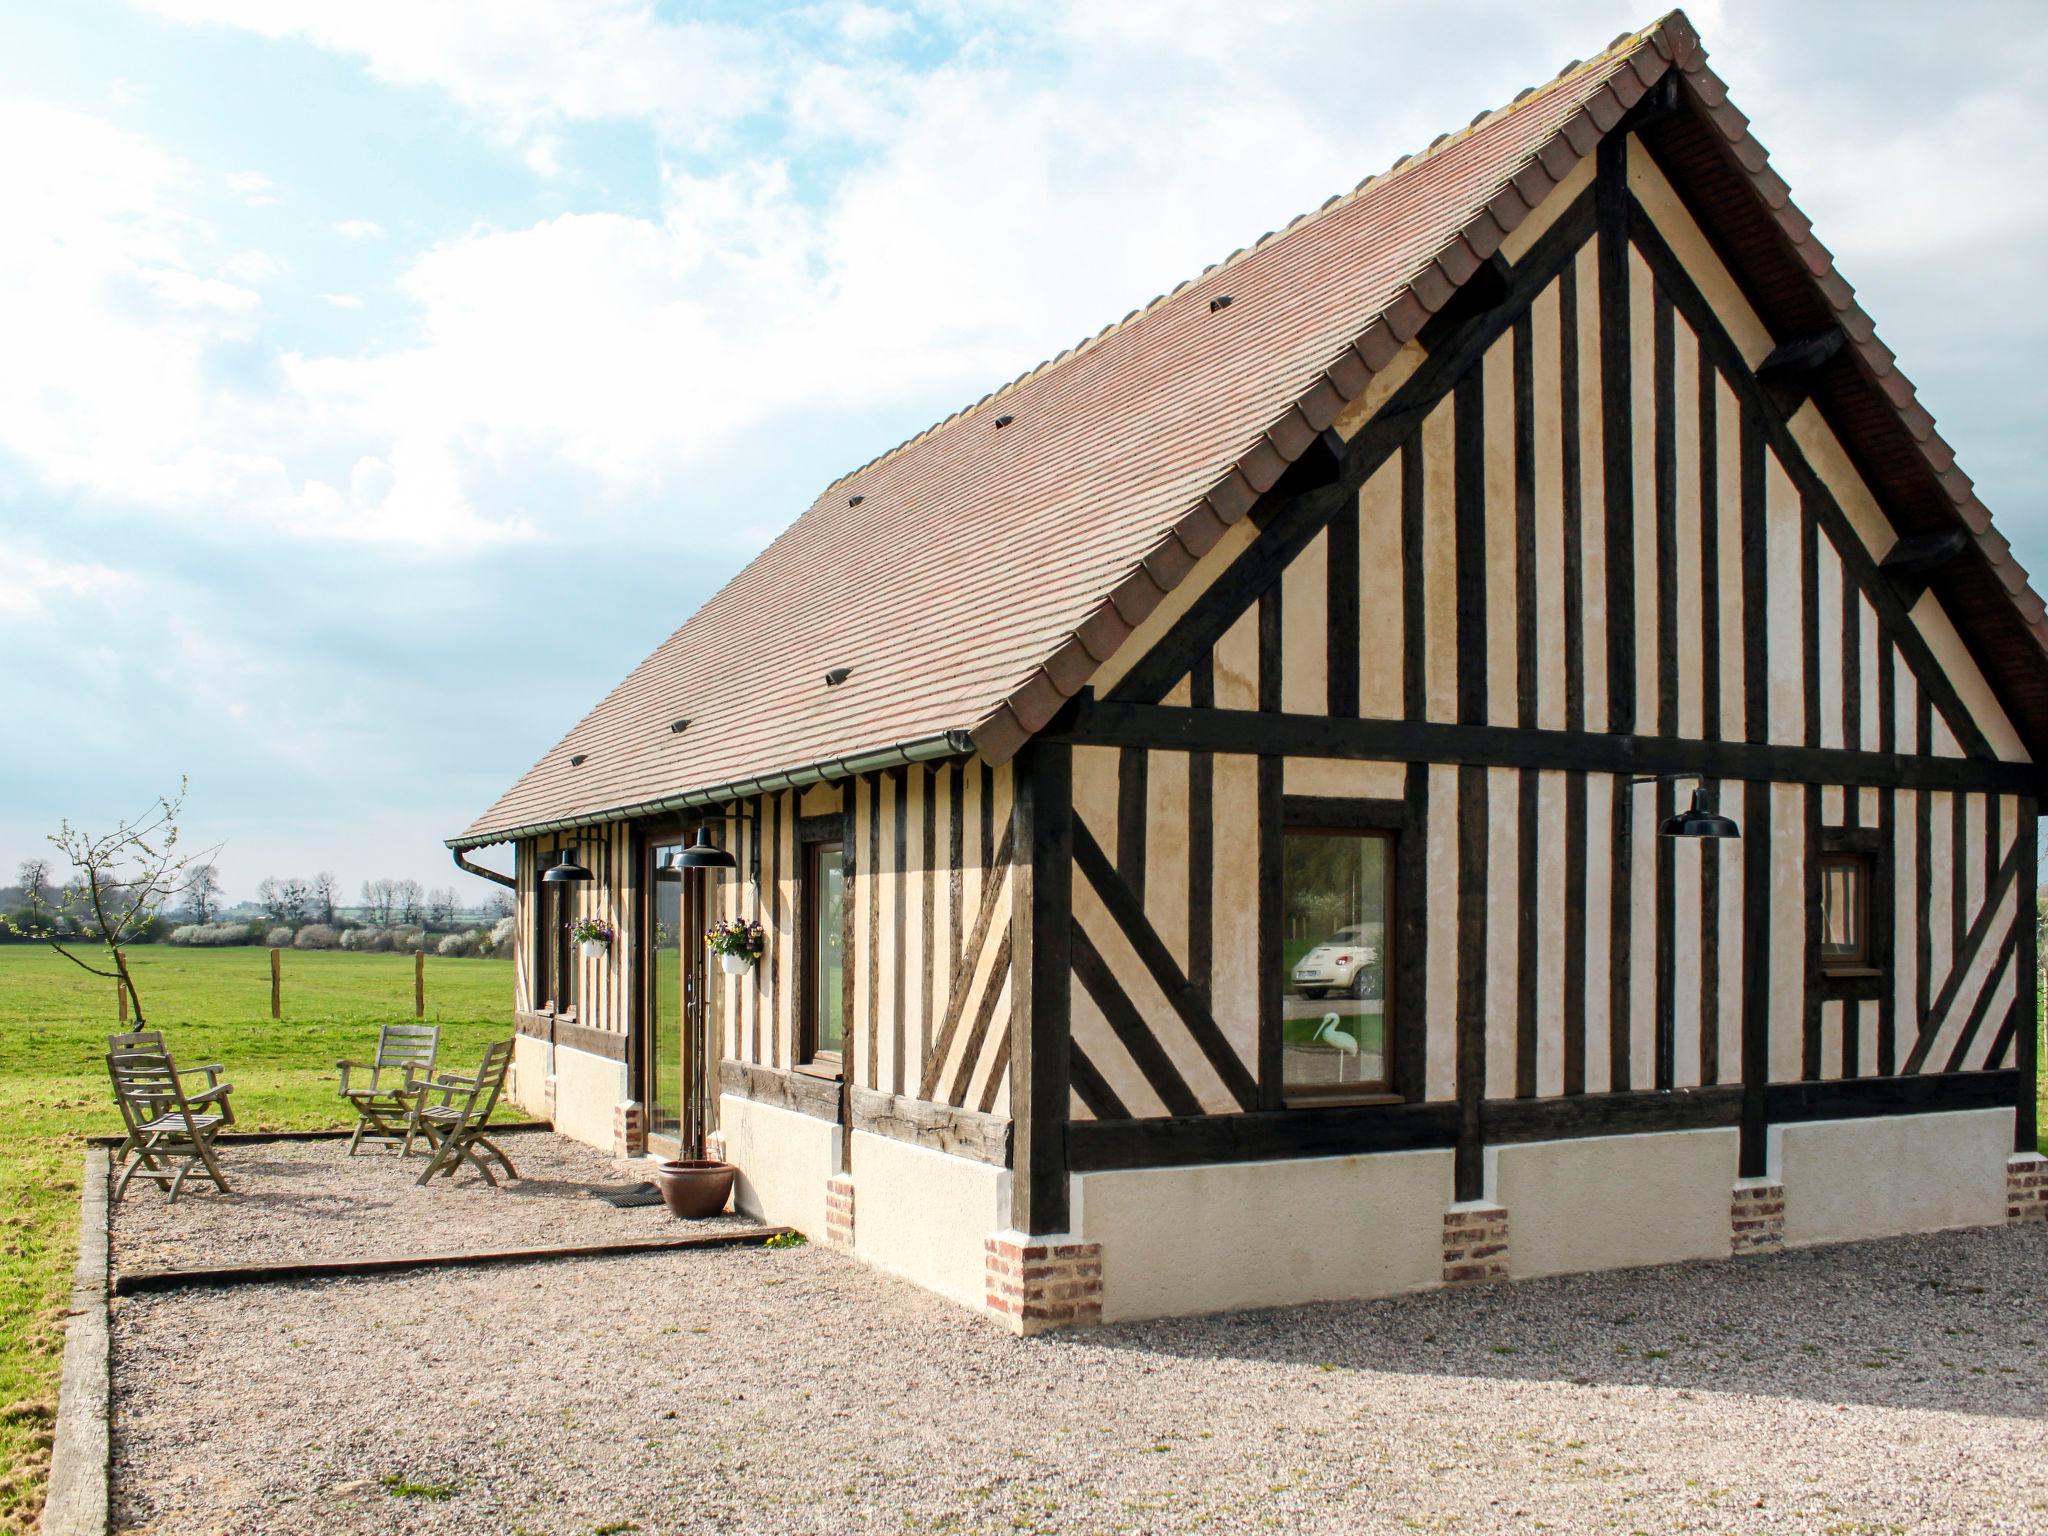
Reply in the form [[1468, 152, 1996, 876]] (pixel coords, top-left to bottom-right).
[[109, 1132, 736, 1273], [109, 1220, 2045, 1535]]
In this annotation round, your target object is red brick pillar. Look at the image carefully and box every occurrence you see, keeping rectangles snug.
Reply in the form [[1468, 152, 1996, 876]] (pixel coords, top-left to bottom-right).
[[824, 1176, 856, 1250], [2009, 1154, 2047, 1224], [984, 1233, 1102, 1335], [612, 1100, 646, 1159], [1731, 1176, 1786, 1254], [1441, 1201, 1509, 1285]]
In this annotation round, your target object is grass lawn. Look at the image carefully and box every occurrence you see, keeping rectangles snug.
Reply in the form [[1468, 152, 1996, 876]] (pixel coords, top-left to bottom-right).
[[0, 943, 512, 1532]]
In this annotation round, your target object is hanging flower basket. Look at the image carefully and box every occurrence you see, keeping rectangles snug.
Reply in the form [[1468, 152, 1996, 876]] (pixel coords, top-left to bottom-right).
[[571, 918, 615, 959], [706, 917, 765, 974]]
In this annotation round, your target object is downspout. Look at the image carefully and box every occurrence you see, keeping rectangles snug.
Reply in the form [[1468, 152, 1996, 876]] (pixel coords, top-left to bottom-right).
[[452, 847, 516, 889]]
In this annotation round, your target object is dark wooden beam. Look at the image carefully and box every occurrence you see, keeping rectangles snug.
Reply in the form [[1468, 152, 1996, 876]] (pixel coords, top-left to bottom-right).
[[1754, 325, 1847, 414], [1879, 528, 1970, 611], [1050, 701, 2040, 797], [1008, 739, 1073, 1234], [1066, 1070, 2021, 1172]]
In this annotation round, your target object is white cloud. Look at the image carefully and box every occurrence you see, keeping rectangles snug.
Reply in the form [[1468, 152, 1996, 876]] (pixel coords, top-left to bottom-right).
[[0, 544, 132, 620], [332, 218, 384, 240], [320, 292, 364, 308], [224, 167, 278, 204], [136, 0, 768, 153]]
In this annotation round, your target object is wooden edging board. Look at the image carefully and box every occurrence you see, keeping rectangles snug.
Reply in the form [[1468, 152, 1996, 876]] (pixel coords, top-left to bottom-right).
[[83, 1120, 554, 1148], [110, 1226, 792, 1296], [43, 1151, 110, 1536]]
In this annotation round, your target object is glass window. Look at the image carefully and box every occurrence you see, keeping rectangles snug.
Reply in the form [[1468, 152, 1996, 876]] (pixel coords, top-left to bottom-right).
[[805, 843, 845, 1065], [1819, 853, 1870, 972], [1282, 830, 1393, 1099]]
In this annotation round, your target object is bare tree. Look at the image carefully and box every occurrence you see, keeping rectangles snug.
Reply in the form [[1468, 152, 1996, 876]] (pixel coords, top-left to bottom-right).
[[397, 878, 424, 927], [480, 889, 514, 920], [183, 863, 223, 923], [313, 870, 337, 925], [425, 886, 458, 927], [6, 780, 213, 1024], [359, 878, 390, 926], [17, 857, 50, 893]]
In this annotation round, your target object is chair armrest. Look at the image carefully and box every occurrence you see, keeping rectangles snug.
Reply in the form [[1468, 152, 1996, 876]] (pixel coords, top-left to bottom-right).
[[187, 1083, 233, 1107], [179, 1063, 226, 1080]]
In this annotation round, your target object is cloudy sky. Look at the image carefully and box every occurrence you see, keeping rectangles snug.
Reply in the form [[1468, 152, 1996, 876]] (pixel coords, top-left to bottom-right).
[[4, 0, 2043, 906]]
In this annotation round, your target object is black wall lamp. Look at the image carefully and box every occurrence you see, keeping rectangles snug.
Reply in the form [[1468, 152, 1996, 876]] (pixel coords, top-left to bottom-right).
[[1630, 774, 1741, 839], [541, 846, 593, 882]]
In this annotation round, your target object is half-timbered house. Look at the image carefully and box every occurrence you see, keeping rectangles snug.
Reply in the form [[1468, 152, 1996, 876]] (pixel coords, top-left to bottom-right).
[[451, 11, 2048, 1330]]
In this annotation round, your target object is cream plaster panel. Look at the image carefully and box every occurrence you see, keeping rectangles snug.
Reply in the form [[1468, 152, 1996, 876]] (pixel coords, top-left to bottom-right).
[[1075, 1149, 1454, 1321], [719, 1093, 841, 1238], [1488, 1127, 1739, 1278], [1502, 153, 1596, 263], [1089, 516, 1263, 697], [1628, 139, 1771, 368], [1907, 588, 2030, 764], [1281, 529, 1330, 716], [510, 1033, 551, 1121], [1358, 455, 1405, 719], [850, 1130, 1008, 1312], [1283, 757, 1407, 799], [547, 1038, 628, 1151], [1772, 1109, 2013, 1246]]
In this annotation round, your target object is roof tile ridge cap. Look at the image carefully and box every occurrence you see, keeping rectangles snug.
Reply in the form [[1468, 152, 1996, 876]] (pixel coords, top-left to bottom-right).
[[967, 36, 1677, 765], [1676, 43, 2048, 659], [819, 24, 1666, 502]]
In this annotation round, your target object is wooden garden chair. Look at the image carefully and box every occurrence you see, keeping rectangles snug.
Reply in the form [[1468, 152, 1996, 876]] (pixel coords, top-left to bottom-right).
[[407, 1038, 519, 1188], [337, 1023, 440, 1155], [105, 1043, 235, 1202]]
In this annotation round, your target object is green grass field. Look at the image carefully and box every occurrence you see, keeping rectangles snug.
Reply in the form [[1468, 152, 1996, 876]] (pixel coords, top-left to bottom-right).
[[0, 943, 511, 1531]]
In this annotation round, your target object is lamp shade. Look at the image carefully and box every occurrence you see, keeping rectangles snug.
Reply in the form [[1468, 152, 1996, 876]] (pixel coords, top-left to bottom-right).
[[1659, 787, 1740, 839], [669, 827, 737, 871], [541, 848, 593, 882]]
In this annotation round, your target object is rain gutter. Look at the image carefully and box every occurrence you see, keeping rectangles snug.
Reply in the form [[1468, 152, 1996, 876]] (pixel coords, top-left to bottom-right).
[[443, 729, 977, 852]]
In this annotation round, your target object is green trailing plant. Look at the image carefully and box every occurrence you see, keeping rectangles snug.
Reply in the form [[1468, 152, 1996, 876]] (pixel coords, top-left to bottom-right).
[[4, 778, 214, 1026], [570, 918, 615, 946]]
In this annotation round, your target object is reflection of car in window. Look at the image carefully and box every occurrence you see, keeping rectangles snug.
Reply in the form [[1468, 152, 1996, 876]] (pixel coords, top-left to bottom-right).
[[1290, 925, 1382, 1000]]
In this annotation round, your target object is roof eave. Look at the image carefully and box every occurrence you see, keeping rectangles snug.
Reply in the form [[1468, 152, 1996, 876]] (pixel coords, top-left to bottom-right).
[[447, 728, 977, 851]]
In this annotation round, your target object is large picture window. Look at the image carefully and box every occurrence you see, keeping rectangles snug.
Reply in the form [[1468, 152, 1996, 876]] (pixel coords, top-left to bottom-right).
[[1281, 828, 1394, 1100]]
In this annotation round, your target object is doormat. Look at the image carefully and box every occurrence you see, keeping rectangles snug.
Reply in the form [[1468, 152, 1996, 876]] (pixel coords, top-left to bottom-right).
[[589, 1183, 664, 1208]]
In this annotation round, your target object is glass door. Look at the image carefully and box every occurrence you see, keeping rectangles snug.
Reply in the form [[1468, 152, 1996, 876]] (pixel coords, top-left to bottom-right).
[[646, 832, 719, 1158], [648, 840, 685, 1150]]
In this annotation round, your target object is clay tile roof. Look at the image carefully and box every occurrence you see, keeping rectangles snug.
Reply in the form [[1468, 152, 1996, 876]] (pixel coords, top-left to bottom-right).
[[453, 8, 2047, 848]]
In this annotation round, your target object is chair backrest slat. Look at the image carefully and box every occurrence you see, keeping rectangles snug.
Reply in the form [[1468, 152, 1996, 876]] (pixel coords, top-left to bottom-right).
[[374, 1023, 440, 1070], [107, 1048, 195, 1129]]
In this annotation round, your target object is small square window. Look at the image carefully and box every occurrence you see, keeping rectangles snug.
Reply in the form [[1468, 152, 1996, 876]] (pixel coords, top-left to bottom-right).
[[1818, 853, 1872, 974]]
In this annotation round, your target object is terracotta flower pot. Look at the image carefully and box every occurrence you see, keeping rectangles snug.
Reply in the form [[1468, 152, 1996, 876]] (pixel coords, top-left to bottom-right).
[[649, 1158, 736, 1220]]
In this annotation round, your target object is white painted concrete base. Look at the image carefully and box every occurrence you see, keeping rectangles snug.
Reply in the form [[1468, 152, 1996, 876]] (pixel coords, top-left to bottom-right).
[[541, 1039, 628, 1150], [719, 1094, 841, 1239], [1772, 1108, 2013, 1246], [1073, 1148, 1454, 1321], [1488, 1127, 1739, 1279], [850, 1131, 1009, 1311], [509, 1034, 550, 1121]]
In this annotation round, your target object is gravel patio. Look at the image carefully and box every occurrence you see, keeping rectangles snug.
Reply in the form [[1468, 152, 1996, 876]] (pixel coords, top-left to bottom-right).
[[108, 1131, 751, 1273], [108, 1217, 2047, 1535]]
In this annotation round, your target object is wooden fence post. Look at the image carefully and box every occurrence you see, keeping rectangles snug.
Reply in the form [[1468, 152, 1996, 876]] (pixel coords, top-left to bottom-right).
[[270, 947, 282, 1020], [414, 950, 425, 1020]]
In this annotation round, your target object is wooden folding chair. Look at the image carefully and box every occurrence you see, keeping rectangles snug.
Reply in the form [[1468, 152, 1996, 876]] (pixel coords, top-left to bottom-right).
[[337, 1023, 440, 1155], [106, 1044, 235, 1202], [408, 1039, 519, 1187]]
